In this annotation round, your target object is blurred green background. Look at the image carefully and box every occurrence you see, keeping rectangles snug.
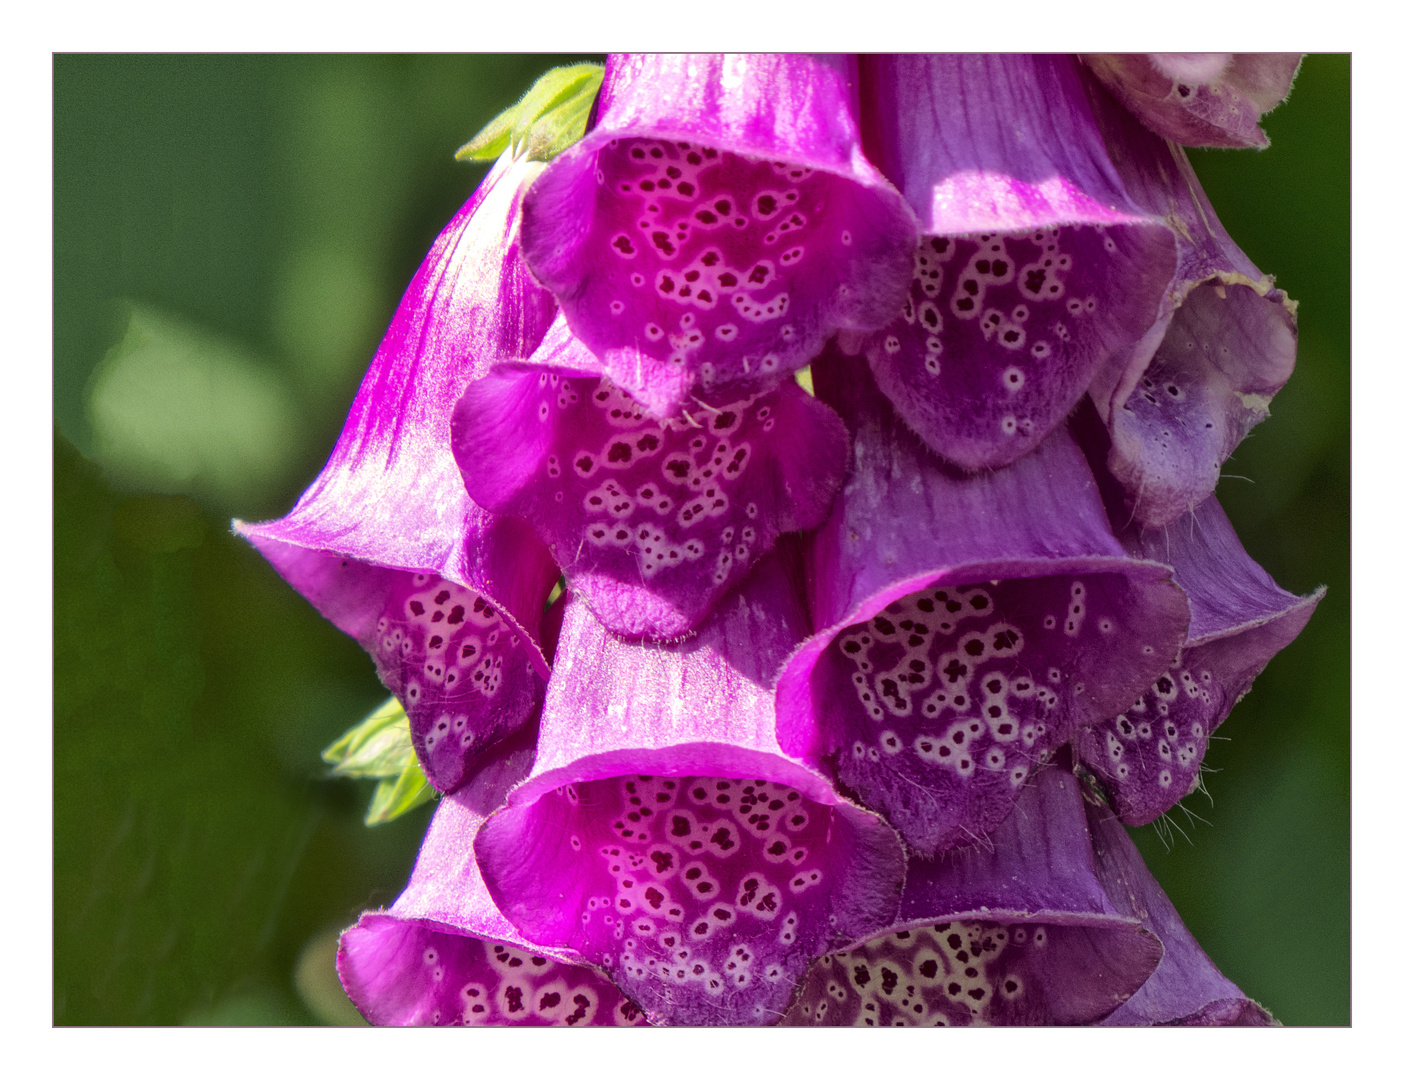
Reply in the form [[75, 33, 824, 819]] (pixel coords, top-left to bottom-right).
[[52, 55, 1349, 1025]]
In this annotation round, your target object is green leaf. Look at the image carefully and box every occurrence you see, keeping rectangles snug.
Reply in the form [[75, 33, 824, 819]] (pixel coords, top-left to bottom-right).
[[322, 696, 416, 779], [456, 62, 603, 164], [323, 697, 438, 826], [364, 765, 436, 827]]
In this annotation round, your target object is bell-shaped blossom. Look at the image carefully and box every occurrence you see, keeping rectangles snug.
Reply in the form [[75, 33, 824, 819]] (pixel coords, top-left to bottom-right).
[[775, 349, 1190, 856], [781, 760, 1163, 1025], [472, 551, 907, 1026], [1082, 53, 1302, 149], [1087, 792, 1274, 1025], [237, 153, 560, 793], [853, 54, 1178, 471], [1074, 491, 1321, 824], [338, 726, 648, 1026], [518, 53, 919, 418], [1083, 74, 1298, 527], [452, 314, 848, 639]]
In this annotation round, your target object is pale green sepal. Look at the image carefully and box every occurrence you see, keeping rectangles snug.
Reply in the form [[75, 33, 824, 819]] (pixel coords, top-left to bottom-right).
[[323, 697, 438, 826], [456, 63, 603, 164], [322, 696, 416, 779], [364, 765, 436, 827]]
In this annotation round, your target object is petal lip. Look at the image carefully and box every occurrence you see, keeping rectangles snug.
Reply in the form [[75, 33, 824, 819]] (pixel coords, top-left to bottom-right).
[[777, 349, 1191, 765], [520, 53, 919, 417], [235, 152, 561, 792]]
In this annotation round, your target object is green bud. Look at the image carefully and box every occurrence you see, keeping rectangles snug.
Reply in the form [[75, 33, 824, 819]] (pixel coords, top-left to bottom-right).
[[457, 62, 604, 165]]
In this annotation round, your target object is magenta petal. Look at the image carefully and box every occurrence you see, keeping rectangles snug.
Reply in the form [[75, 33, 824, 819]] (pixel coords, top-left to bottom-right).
[[1088, 799, 1274, 1025], [453, 316, 848, 639], [775, 349, 1190, 855], [236, 156, 560, 793], [782, 762, 1162, 1025], [1085, 74, 1298, 527], [520, 53, 918, 417], [337, 731, 648, 1027], [1082, 53, 1302, 149], [473, 552, 906, 1026], [856, 54, 1177, 470], [1076, 497, 1322, 825]]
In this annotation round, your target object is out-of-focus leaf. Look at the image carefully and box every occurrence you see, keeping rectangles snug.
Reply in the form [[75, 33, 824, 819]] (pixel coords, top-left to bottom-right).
[[86, 301, 305, 511], [365, 766, 436, 827], [456, 62, 602, 164], [322, 697, 415, 779]]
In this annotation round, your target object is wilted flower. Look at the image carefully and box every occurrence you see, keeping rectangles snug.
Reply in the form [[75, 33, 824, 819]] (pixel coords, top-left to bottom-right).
[[1081, 53, 1302, 150], [242, 53, 1322, 1027]]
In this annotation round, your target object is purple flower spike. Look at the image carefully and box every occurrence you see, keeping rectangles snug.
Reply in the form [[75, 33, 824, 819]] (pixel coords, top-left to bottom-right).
[[473, 552, 906, 1026], [237, 154, 561, 793], [1076, 496, 1322, 825], [1082, 53, 1302, 150], [338, 729, 648, 1026], [774, 349, 1190, 856], [1084, 76, 1299, 527], [782, 761, 1162, 1025], [1088, 797, 1274, 1025], [519, 53, 919, 417], [453, 315, 848, 640], [855, 54, 1177, 470]]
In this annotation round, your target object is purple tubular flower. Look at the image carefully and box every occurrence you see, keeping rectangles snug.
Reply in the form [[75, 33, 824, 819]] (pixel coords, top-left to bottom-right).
[[781, 761, 1163, 1025], [774, 348, 1190, 856], [1083, 74, 1299, 528], [452, 314, 848, 640], [472, 551, 906, 1026], [518, 53, 919, 418], [854, 54, 1178, 471], [236, 154, 560, 793], [1075, 495, 1322, 825], [1081, 53, 1302, 150], [338, 728, 648, 1026], [1088, 796, 1275, 1025]]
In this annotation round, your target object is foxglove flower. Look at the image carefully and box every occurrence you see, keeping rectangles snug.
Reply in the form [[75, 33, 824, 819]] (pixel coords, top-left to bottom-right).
[[238, 154, 560, 793], [775, 348, 1190, 855], [853, 54, 1178, 471], [270, 53, 1323, 1029], [519, 53, 918, 417], [473, 551, 906, 1026], [782, 760, 1163, 1025], [1083, 74, 1298, 527], [338, 726, 648, 1026], [1082, 53, 1301, 150], [452, 314, 848, 638], [1074, 487, 1322, 823]]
